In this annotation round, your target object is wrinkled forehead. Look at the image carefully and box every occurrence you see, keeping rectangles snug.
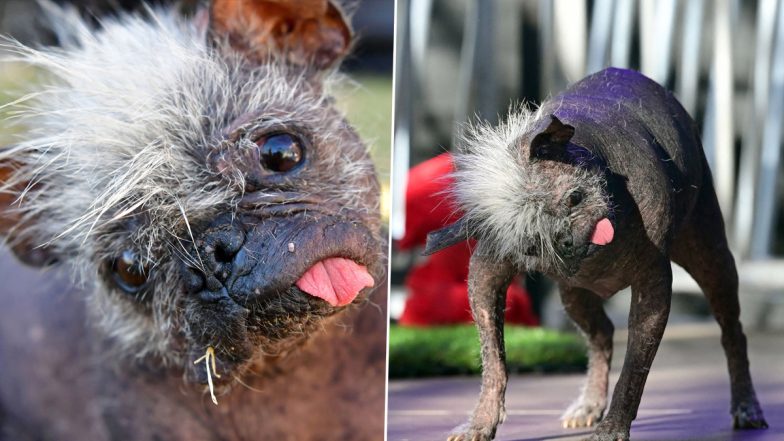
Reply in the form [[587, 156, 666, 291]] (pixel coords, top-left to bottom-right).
[[516, 162, 581, 206], [160, 64, 326, 130]]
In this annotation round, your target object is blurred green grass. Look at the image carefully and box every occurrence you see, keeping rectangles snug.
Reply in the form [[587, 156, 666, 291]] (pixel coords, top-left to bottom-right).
[[0, 63, 39, 144], [389, 324, 588, 378], [334, 74, 393, 220]]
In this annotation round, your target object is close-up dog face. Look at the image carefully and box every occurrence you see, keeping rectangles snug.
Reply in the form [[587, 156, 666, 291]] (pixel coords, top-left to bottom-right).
[[449, 112, 613, 277], [0, 0, 383, 390]]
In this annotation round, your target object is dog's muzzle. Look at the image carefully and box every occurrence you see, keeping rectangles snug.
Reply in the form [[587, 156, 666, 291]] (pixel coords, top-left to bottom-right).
[[182, 212, 377, 306], [179, 211, 380, 382]]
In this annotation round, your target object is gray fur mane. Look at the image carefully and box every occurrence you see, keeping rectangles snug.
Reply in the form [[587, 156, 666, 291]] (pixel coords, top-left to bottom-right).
[[451, 105, 606, 275]]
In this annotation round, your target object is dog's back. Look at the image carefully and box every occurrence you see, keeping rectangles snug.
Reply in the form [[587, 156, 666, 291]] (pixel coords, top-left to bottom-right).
[[543, 67, 707, 249]]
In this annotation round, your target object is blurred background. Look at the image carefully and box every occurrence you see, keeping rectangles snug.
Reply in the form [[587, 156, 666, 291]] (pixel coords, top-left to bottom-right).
[[390, 0, 784, 378], [0, 0, 394, 221]]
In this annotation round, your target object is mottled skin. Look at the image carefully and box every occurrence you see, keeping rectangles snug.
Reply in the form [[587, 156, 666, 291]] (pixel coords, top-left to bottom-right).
[[0, 250, 387, 441], [428, 68, 767, 441], [446, 249, 516, 441]]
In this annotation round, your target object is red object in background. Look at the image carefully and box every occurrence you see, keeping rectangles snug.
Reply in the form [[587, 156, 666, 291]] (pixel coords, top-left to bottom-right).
[[397, 153, 539, 326]]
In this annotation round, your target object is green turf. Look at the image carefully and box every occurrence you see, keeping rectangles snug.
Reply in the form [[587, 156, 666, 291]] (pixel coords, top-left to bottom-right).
[[333, 74, 393, 222], [333, 74, 392, 184], [388, 324, 588, 378]]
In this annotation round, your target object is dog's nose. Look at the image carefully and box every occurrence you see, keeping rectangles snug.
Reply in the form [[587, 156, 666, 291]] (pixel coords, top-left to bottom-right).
[[182, 221, 246, 297], [202, 224, 245, 280], [555, 233, 577, 258]]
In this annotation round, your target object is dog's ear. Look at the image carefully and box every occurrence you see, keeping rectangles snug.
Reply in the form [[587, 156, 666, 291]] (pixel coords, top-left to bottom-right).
[[529, 115, 606, 170], [0, 159, 56, 267], [210, 0, 352, 69], [423, 218, 472, 256], [529, 115, 575, 161]]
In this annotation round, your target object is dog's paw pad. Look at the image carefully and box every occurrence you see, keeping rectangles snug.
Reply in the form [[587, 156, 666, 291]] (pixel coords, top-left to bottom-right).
[[561, 400, 605, 428], [732, 401, 768, 430]]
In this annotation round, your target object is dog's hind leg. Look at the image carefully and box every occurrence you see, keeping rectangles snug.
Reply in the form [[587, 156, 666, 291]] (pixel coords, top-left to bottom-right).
[[559, 286, 613, 429], [670, 179, 768, 430], [447, 245, 516, 441]]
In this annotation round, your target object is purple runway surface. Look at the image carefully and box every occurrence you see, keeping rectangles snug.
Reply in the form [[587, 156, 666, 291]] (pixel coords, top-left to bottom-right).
[[388, 325, 784, 441]]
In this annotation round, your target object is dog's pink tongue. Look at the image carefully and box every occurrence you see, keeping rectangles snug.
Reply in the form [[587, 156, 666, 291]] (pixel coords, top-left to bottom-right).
[[591, 218, 614, 245], [295, 258, 374, 307]]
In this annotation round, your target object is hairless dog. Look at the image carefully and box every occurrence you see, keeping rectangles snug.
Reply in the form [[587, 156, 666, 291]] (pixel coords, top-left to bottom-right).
[[426, 67, 767, 441]]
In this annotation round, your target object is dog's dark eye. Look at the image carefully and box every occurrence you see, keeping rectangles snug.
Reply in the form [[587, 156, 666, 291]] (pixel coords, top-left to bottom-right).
[[258, 134, 304, 173], [567, 190, 584, 208], [112, 250, 149, 294]]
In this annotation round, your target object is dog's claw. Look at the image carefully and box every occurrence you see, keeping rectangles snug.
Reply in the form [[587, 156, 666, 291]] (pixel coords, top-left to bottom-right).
[[561, 400, 605, 429], [732, 400, 768, 430]]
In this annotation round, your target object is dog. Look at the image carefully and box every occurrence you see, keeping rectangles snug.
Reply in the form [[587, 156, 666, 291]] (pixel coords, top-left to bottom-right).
[[425, 67, 768, 441], [0, 1, 386, 440]]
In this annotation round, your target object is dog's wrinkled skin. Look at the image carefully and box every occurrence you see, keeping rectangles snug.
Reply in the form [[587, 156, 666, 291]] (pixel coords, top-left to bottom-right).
[[0, 1, 386, 440], [427, 68, 767, 441]]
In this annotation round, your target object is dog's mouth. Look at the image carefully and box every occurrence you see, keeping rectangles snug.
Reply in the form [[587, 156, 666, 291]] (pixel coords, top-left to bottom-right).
[[520, 216, 616, 277], [580, 216, 616, 259], [295, 257, 375, 306], [179, 211, 381, 388]]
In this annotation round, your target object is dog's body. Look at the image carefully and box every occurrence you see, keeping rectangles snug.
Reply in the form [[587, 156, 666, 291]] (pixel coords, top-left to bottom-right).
[[0, 2, 386, 440], [426, 68, 767, 441]]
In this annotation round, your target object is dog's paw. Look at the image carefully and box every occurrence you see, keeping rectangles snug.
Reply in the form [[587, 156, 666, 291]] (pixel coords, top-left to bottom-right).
[[446, 424, 496, 441], [561, 399, 606, 428], [732, 400, 768, 430], [580, 420, 629, 441]]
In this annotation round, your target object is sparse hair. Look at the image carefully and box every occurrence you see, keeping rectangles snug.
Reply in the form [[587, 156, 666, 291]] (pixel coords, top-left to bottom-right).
[[451, 105, 607, 275], [0, 2, 379, 366]]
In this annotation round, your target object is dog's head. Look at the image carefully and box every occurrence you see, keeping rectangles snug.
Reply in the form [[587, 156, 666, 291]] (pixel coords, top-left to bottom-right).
[[425, 111, 613, 277], [0, 0, 383, 389]]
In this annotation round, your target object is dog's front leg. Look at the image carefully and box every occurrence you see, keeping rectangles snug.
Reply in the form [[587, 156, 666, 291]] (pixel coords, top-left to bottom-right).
[[587, 259, 672, 441], [560, 286, 614, 429], [448, 244, 516, 441]]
